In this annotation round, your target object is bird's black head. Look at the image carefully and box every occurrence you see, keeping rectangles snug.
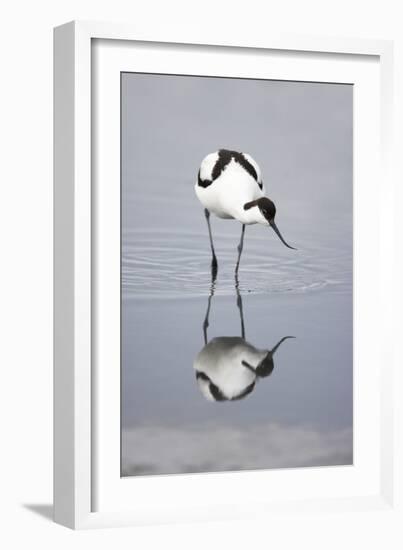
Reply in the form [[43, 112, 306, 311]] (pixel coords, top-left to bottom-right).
[[243, 196, 297, 249], [243, 196, 276, 222], [257, 197, 276, 224]]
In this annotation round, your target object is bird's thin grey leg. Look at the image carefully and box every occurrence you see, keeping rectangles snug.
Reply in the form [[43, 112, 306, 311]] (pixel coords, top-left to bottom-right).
[[203, 293, 213, 345], [235, 224, 246, 276], [236, 286, 245, 340], [203, 275, 216, 345], [204, 209, 218, 278], [234, 241, 245, 339]]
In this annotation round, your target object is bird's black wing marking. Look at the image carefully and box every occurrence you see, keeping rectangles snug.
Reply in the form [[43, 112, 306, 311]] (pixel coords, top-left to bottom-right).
[[235, 152, 258, 181], [214, 150, 262, 188], [198, 149, 262, 189], [234, 153, 263, 189], [197, 169, 212, 188], [211, 149, 233, 181], [236, 152, 263, 189]]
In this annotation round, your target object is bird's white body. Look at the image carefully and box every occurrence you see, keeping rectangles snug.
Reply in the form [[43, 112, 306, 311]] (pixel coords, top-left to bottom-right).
[[195, 151, 268, 225], [194, 336, 268, 401]]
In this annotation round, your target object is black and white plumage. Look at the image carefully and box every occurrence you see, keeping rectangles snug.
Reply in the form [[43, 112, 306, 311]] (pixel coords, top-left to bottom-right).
[[195, 149, 296, 273], [194, 336, 294, 402]]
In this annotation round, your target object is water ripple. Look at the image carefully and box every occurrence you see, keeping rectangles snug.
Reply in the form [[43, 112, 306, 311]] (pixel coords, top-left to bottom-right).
[[122, 229, 352, 299]]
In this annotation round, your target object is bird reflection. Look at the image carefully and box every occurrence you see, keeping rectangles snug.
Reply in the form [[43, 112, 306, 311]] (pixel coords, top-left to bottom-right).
[[194, 279, 294, 402]]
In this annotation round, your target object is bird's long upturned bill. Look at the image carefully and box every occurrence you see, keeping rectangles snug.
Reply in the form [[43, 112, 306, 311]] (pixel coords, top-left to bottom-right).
[[269, 221, 297, 250]]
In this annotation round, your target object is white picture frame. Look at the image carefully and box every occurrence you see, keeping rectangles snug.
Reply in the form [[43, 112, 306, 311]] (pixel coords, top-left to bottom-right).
[[54, 20, 397, 529]]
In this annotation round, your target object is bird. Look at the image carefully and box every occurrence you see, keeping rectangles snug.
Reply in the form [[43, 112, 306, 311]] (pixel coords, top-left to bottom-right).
[[195, 149, 296, 274]]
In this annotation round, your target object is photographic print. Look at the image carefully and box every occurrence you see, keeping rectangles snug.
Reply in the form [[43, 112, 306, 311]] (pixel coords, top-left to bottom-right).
[[121, 72, 353, 477]]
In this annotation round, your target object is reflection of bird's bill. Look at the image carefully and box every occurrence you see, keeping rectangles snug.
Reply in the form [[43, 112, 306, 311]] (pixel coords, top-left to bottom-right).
[[269, 221, 297, 250], [270, 336, 296, 355], [255, 336, 295, 378], [243, 336, 296, 372]]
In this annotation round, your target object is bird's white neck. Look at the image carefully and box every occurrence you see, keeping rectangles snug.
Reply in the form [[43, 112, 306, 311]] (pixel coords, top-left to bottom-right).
[[230, 203, 268, 226]]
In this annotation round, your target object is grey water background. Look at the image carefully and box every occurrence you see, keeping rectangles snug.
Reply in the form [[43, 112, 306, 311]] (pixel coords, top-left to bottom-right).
[[121, 73, 353, 476]]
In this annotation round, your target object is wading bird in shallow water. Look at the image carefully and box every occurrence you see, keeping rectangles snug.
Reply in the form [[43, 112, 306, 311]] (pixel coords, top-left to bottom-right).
[[194, 285, 295, 402], [195, 149, 296, 275]]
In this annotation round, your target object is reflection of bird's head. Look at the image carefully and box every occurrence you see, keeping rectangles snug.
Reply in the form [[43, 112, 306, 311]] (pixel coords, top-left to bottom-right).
[[254, 353, 275, 378]]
